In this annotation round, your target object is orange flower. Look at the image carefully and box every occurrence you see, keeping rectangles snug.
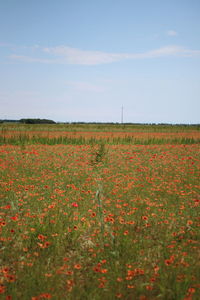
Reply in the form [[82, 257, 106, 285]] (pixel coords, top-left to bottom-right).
[[187, 220, 193, 226], [117, 277, 123, 282], [0, 285, 6, 294], [127, 285, 135, 289], [101, 259, 107, 264], [146, 285, 153, 290], [66, 271, 73, 275], [188, 287, 195, 294], [165, 259, 172, 266], [123, 230, 129, 235], [66, 279, 74, 292], [116, 293, 122, 298], [127, 270, 135, 276], [38, 293, 52, 299], [101, 269, 108, 274], [37, 241, 51, 249], [74, 264, 82, 270], [38, 234, 47, 241], [44, 273, 52, 277], [165, 254, 175, 266]]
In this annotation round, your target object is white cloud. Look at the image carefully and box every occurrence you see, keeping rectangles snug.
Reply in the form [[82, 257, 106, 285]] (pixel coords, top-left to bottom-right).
[[167, 30, 178, 36], [8, 44, 200, 65], [43, 46, 123, 65], [41, 45, 200, 62]]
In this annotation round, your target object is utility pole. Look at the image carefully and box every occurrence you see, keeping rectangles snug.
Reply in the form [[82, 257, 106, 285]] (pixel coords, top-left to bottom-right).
[[121, 105, 124, 124]]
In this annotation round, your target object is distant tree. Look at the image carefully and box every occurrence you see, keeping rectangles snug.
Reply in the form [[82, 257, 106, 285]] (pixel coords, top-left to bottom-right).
[[0, 120, 19, 123], [19, 118, 56, 124]]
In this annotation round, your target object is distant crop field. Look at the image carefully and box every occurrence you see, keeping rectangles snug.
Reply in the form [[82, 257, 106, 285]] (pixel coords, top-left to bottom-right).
[[1, 123, 200, 145], [0, 125, 200, 299]]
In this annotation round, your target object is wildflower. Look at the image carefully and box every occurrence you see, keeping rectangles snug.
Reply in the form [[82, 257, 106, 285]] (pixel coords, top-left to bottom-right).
[[10, 215, 18, 221], [38, 234, 47, 241], [71, 202, 78, 207], [5, 274, 16, 282], [135, 268, 145, 275], [146, 285, 153, 290], [127, 270, 135, 276], [126, 276, 133, 281], [117, 277, 123, 282], [116, 293, 122, 298], [139, 296, 148, 300], [63, 257, 69, 262], [0, 285, 6, 294], [39, 293, 52, 299], [2, 267, 9, 274], [74, 264, 82, 270], [37, 241, 51, 249], [187, 220, 193, 226], [44, 273, 52, 277], [101, 260, 107, 264], [0, 221, 6, 226], [165, 255, 175, 266], [165, 259, 172, 266], [150, 277, 156, 282], [123, 230, 129, 235], [66, 279, 74, 292], [66, 271, 73, 275], [188, 287, 195, 294], [98, 277, 107, 288]]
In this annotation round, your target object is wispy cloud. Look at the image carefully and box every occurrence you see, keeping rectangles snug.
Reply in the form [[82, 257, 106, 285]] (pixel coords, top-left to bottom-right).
[[8, 44, 200, 66], [43, 46, 124, 65], [9, 54, 58, 64], [167, 30, 178, 36]]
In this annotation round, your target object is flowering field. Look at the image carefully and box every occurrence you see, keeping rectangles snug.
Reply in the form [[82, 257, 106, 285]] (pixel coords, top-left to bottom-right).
[[1, 123, 200, 145], [0, 127, 200, 299]]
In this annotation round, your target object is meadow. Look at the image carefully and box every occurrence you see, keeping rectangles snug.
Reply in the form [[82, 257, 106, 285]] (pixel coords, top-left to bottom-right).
[[0, 124, 200, 299]]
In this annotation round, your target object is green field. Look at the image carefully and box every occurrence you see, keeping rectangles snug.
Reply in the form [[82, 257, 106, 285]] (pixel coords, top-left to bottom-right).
[[0, 124, 200, 299]]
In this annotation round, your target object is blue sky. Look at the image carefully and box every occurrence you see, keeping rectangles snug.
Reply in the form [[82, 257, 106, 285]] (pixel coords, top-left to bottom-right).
[[0, 0, 200, 123]]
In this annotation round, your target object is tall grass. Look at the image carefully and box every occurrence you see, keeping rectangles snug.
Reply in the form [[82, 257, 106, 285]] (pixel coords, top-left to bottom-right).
[[0, 132, 200, 145]]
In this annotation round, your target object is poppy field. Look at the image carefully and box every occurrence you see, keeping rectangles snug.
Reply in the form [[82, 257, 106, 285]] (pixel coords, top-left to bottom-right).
[[0, 124, 200, 299]]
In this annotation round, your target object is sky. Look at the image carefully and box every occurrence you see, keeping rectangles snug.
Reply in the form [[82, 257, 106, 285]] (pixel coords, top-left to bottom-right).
[[0, 0, 200, 123]]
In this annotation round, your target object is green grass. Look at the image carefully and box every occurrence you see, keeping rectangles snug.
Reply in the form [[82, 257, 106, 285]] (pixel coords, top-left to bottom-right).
[[1, 122, 200, 132]]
